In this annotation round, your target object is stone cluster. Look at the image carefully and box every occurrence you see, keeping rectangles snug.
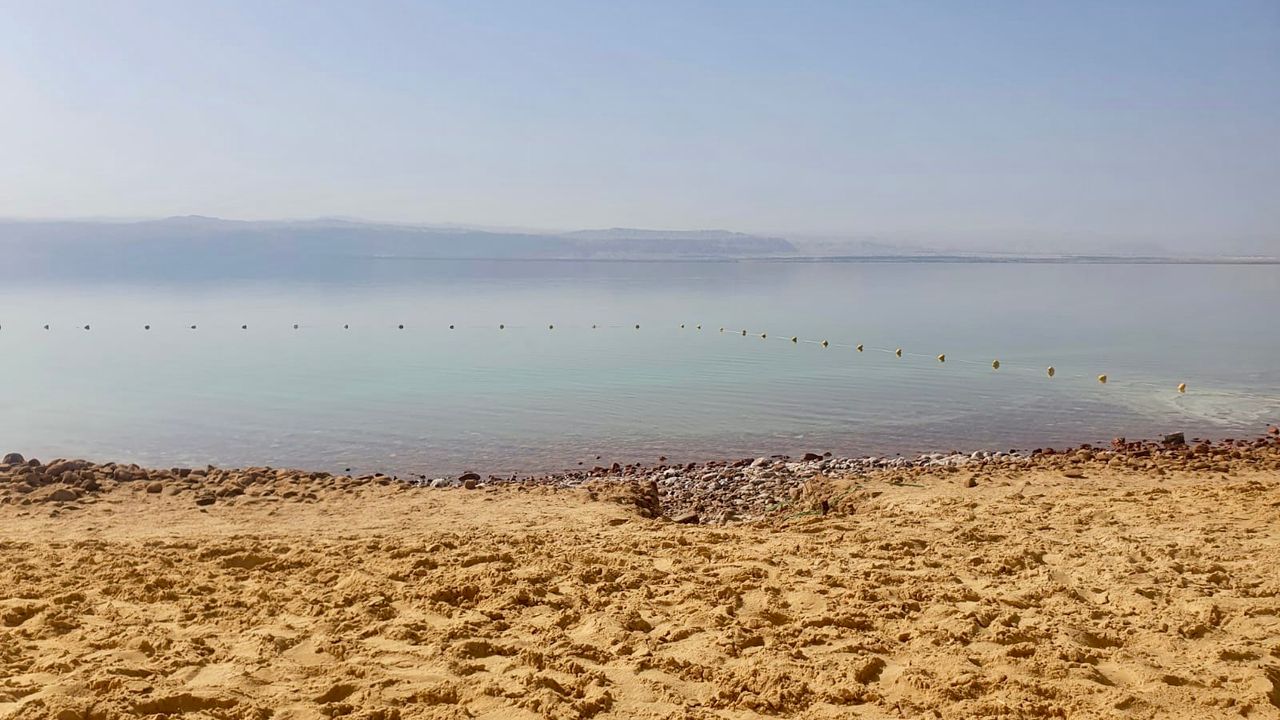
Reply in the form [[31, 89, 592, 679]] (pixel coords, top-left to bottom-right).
[[4, 432, 1278, 524]]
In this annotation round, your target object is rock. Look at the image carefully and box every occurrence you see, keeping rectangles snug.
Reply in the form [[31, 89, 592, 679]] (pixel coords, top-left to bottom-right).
[[463, 478, 478, 490], [194, 494, 216, 506], [750, 457, 771, 468], [802, 452, 824, 462], [46, 487, 78, 502], [966, 477, 978, 488], [2, 453, 24, 465], [672, 512, 700, 524], [145, 482, 164, 494], [429, 478, 454, 488], [1162, 432, 1186, 446], [458, 472, 481, 483]]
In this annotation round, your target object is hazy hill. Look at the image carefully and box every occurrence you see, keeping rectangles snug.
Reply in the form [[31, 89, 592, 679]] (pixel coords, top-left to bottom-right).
[[0, 217, 797, 279]]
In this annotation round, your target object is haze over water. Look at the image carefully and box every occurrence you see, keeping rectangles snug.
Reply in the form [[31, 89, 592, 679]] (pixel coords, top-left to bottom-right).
[[2, 259, 1276, 477]]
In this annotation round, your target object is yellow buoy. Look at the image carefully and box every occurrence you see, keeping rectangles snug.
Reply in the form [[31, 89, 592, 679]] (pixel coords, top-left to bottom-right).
[[1097, 374, 1108, 384], [821, 340, 829, 347], [992, 359, 1000, 370], [856, 344, 863, 352], [1178, 382, 1187, 393], [791, 336, 798, 343], [895, 348, 903, 357], [937, 354, 946, 363], [1047, 366, 1055, 377]]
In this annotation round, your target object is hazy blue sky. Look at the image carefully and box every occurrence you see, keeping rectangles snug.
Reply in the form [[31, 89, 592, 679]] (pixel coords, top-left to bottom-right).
[[1, 1, 1277, 251]]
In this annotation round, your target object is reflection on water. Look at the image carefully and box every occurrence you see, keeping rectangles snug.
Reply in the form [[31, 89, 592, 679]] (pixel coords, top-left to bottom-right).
[[0, 260, 1276, 475]]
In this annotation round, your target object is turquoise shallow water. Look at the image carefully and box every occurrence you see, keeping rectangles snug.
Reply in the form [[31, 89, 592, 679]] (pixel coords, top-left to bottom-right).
[[1, 260, 1277, 476]]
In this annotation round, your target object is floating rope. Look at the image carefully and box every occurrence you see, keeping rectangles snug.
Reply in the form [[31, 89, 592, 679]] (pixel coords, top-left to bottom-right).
[[0, 319, 1188, 394]]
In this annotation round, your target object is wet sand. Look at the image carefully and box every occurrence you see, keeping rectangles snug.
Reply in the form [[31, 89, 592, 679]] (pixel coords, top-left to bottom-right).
[[2, 439, 1280, 719]]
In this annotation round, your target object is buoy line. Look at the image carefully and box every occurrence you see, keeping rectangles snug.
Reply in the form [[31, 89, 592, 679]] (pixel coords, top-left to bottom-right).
[[1, 319, 1193, 393]]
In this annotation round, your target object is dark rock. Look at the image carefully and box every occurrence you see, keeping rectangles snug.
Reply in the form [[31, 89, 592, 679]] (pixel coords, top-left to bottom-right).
[[672, 512, 700, 524], [2, 453, 23, 465], [458, 472, 481, 483], [802, 452, 824, 462], [463, 478, 479, 490], [1162, 432, 1186, 446], [145, 482, 164, 494], [194, 495, 216, 506]]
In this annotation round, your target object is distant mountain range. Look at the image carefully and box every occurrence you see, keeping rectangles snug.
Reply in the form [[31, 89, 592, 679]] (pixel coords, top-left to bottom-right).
[[0, 217, 1273, 280]]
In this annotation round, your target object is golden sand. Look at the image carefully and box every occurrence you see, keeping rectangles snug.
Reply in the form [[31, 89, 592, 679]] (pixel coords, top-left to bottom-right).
[[2, 455, 1279, 719]]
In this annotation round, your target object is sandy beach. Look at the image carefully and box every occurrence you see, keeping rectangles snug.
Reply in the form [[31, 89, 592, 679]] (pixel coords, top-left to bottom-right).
[[2, 437, 1279, 719]]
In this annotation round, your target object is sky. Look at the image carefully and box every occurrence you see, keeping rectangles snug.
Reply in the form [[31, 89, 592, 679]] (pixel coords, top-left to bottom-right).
[[1, 1, 1277, 253]]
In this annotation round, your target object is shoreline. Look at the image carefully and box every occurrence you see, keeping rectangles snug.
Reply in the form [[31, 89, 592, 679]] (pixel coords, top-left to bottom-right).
[[5, 430, 1279, 523]]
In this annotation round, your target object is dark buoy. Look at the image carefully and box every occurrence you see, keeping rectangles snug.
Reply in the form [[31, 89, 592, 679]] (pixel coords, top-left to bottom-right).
[[83, 325, 90, 331], [295, 324, 301, 330], [635, 324, 640, 329], [190, 325, 197, 330], [343, 324, 349, 329], [144, 324, 151, 330], [549, 324, 554, 330], [44, 324, 50, 330], [449, 325, 455, 330], [499, 324, 505, 330], [241, 324, 247, 330], [397, 324, 403, 330]]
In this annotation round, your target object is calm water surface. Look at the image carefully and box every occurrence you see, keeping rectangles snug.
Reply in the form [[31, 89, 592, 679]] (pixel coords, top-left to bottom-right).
[[1, 261, 1276, 476]]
